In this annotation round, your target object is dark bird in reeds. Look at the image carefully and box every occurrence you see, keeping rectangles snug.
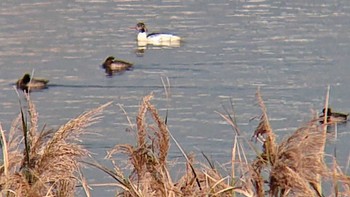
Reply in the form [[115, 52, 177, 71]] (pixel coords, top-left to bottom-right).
[[16, 73, 49, 92], [319, 107, 349, 124], [101, 56, 133, 76]]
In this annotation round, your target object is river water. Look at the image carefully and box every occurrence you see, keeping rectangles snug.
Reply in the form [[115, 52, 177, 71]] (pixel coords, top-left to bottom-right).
[[1, 0, 350, 196]]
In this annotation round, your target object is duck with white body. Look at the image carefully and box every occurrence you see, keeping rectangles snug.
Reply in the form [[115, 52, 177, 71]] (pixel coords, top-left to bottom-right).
[[135, 22, 181, 46]]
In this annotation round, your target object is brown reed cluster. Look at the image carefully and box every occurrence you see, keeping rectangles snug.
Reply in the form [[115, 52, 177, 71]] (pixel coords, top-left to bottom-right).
[[105, 93, 173, 196], [100, 91, 350, 197], [103, 93, 239, 196], [245, 89, 350, 196], [1, 90, 350, 196], [0, 94, 110, 197]]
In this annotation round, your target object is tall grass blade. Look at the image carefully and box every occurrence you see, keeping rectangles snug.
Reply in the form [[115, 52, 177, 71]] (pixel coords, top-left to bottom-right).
[[0, 124, 9, 177], [80, 160, 129, 189], [14, 88, 32, 184], [167, 128, 202, 190], [78, 168, 91, 197], [201, 151, 214, 170], [161, 76, 170, 125], [19, 101, 30, 169]]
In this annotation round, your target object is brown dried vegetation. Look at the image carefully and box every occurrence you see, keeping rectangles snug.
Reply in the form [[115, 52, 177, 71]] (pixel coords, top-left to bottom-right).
[[0, 94, 110, 197], [1, 89, 350, 197]]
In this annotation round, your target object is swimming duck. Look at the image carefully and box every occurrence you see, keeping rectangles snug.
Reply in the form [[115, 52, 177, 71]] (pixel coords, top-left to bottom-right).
[[101, 56, 133, 76], [135, 22, 181, 44], [319, 107, 349, 124], [16, 73, 49, 92]]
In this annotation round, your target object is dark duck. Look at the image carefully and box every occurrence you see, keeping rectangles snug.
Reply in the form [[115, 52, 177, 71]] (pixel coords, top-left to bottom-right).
[[101, 56, 133, 76], [16, 73, 49, 92], [319, 107, 349, 124]]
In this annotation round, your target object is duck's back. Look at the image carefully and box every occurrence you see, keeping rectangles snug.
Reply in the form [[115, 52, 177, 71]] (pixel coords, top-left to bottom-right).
[[147, 33, 181, 42], [332, 111, 349, 119], [28, 78, 49, 89], [320, 111, 349, 124], [109, 60, 133, 71], [16, 77, 49, 91]]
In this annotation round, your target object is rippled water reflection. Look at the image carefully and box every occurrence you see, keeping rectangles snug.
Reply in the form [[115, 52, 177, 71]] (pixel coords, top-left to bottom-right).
[[1, 0, 350, 195]]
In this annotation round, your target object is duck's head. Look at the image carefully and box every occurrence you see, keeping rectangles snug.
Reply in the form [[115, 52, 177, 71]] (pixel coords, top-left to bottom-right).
[[102, 56, 115, 69], [322, 107, 332, 115], [136, 22, 147, 33], [22, 73, 31, 85]]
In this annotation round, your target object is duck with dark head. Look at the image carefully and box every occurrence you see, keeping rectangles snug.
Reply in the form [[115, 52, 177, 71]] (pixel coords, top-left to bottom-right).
[[16, 73, 49, 92], [135, 22, 181, 46], [101, 56, 133, 76], [319, 107, 349, 124]]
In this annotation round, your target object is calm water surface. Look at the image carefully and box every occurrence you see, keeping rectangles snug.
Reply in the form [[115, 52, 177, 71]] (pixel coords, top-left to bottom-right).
[[1, 0, 350, 196]]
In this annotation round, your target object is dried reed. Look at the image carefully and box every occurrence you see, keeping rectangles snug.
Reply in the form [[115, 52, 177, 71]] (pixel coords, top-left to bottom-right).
[[106, 93, 175, 196], [2, 86, 350, 197], [0, 94, 110, 196], [215, 87, 350, 197], [104, 93, 255, 196]]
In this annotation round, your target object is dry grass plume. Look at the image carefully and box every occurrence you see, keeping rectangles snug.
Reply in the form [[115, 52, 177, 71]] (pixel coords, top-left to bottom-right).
[[1, 88, 350, 197], [0, 93, 110, 196]]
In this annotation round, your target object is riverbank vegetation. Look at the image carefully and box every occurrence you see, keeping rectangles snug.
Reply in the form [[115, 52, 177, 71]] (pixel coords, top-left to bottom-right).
[[0, 89, 349, 196]]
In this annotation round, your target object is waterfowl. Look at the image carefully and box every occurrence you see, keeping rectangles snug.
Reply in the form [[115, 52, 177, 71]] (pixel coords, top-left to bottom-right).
[[135, 22, 181, 45], [101, 56, 133, 76], [16, 73, 49, 92], [319, 107, 349, 124]]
